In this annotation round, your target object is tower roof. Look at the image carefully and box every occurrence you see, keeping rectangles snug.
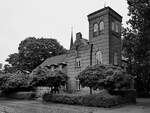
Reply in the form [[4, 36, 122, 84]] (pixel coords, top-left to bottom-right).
[[88, 6, 122, 21]]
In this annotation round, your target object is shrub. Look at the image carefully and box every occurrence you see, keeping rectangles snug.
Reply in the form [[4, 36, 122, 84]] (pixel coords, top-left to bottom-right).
[[6, 91, 36, 100], [42, 89, 136, 107], [0, 71, 33, 94]]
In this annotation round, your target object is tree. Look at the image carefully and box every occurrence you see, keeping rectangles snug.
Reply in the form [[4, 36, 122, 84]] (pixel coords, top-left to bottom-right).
[[122, 29, 137, 75], [77, 64, 133, 94], [29, 66, 50, 87], [30, 66, 68, 93], [6, 37, 67, 73], [47, 70, 68, 93], [77, 65, 106, 94], [123, 0, 150, 96]]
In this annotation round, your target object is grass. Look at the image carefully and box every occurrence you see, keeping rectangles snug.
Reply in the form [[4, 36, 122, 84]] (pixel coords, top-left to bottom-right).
[[0, 98, 150, 113]]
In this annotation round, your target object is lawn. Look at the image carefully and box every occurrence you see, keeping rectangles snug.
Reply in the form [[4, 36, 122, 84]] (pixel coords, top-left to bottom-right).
[[0, 98, 150, 113]]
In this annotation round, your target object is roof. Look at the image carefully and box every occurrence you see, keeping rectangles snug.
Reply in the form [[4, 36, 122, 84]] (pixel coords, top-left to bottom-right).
[[40, 54, 67, 67], [88, 6, 122, 19]]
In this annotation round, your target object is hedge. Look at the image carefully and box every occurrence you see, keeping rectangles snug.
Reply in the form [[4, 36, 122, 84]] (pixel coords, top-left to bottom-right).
[[6, 91, 36, 100], [43, 89, 136, 108]]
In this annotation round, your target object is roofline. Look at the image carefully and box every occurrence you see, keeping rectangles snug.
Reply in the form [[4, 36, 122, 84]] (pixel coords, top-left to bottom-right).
[[87, 6, 122, 19]]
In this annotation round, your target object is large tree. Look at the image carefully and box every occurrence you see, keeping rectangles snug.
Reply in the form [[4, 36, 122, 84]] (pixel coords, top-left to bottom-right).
[[123, 0, 150, 96], [6, 37, 67, 73]]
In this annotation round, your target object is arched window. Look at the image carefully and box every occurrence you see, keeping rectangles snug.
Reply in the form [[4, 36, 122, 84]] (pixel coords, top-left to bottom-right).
[[93, 23, 98, 32], [114, 52, 118, 65], [99, 21, 104, 31], [96, 50, 102, 64], [93, 23, 99, 37]]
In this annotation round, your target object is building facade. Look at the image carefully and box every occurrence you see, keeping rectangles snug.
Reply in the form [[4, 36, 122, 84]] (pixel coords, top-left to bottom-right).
[[38, 7, 122, 91]]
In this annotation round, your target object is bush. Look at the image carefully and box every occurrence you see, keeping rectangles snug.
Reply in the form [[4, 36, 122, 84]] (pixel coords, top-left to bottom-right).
[[6, 91, 36, 100], [0, 71, 34, 94], [42, 89, 136, 107]]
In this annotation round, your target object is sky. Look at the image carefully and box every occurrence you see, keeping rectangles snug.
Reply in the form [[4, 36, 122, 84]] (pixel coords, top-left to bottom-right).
[[0, 0, 129, 65]]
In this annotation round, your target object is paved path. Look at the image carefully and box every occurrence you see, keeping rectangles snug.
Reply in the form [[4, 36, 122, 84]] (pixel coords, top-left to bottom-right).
[[0, 98, 150, 113]]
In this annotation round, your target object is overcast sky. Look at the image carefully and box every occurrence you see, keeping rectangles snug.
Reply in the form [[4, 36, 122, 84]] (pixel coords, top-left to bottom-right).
[[0, 0, 129, 64]]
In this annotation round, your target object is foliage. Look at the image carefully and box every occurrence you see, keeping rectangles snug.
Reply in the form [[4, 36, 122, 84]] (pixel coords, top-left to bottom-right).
[[47, 70, 68, 88], [103, 70, 133, 92], [29, 66, 49, 87], [77, 64, 106, 94], [5, 37, 67, 73], [0, 73, 12, 90], [3, 64, 18, 74], [0, 71, 33, 93], [77, 64, 133, 94], [122, 0, 150, 96], [30, 66, 68, 92], [43, 89, 136, 107]]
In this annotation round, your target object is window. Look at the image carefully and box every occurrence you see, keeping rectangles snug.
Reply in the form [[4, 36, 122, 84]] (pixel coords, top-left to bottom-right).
[[75, 79, 80, 90], [112, 21, 120, 33], [51, 66, 55, 71], [96, 50, 102, 64], [75, 58, 81, 68], [93, 23, 99, 37], [116, 24, 119, 32], [93, 23, 98, 32], [114, 52, 118, 65], [112, 22, 115, 31], [59, 65, 62, 70], [99, 21, 104, 31]]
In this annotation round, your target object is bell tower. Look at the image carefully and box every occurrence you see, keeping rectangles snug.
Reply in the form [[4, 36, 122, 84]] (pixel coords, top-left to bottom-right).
[[88, 7, 122, 66]]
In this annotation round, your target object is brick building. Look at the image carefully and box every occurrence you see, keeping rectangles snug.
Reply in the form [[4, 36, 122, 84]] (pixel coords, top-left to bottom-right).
[[38, 7, 122, 91]]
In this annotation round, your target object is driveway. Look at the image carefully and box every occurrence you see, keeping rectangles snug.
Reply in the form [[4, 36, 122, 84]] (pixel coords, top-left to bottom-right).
[[0, 98, 150, 113]]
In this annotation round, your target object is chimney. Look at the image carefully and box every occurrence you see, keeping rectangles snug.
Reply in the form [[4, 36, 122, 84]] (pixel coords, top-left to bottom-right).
[[76, 32, 82, 40]]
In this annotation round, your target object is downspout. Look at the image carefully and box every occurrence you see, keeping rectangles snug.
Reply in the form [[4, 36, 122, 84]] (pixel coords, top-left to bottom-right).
[[90, 44, 93, 66]]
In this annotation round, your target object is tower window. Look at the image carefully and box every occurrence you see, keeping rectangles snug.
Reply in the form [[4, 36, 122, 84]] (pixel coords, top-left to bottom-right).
[[112, 22, 115, 31], [93, 23, 99, 37], [96, 50, 103, 64], [93, 23, 98, 32], [99, 21, 104, 31], [112, 21, 120, 33]]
